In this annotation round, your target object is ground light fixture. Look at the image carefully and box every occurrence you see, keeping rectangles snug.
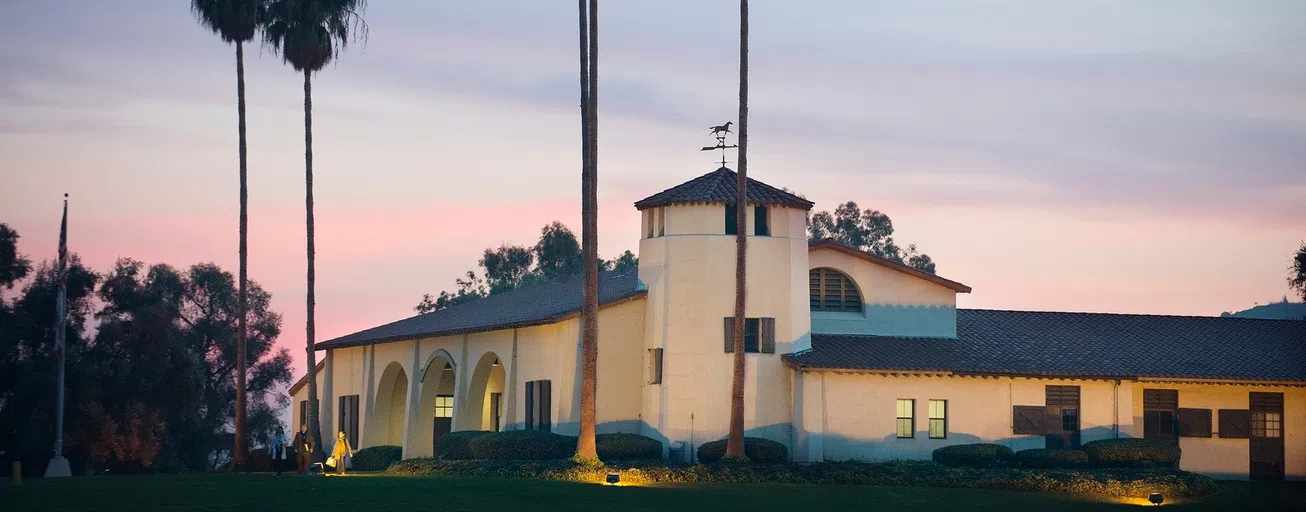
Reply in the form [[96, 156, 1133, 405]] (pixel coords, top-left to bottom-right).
[[606, 472, 621, 485], [1148, 493, 1164, 506]]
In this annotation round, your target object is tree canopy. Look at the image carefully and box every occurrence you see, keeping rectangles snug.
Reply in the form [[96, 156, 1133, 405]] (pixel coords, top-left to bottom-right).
[[808, 201, 938, 274], [0, 225, 290, 475], [415, 222, 637, 314], [1290, 242, 1306, 302]]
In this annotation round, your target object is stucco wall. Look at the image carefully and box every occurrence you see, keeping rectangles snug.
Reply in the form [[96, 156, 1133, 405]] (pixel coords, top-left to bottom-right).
[[640, 204, 810, 460], [796, 373, 1126, 462], [1131, 382, 1305, 480], [808, 248, 958, 338]]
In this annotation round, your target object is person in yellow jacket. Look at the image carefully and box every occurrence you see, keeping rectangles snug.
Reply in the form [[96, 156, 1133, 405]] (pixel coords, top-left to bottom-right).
[[328, 431, 355, 475]]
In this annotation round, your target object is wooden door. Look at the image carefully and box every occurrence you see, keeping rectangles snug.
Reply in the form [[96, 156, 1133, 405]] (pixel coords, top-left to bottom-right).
[[432, 394, 454, 455], [1250, 392, 1285, 481]]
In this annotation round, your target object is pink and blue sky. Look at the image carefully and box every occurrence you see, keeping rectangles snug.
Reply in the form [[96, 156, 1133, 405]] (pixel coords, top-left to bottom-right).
[[3, 0, 1304, 384]]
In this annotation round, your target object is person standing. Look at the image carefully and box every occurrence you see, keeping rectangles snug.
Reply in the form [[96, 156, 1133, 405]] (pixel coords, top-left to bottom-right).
[[329, 430, 355, 476], [293, 424, 314, 475], [269, 426, 290, 477]]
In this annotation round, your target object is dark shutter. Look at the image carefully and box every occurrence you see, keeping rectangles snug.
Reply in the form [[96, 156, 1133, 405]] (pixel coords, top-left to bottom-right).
[[725, 204, 738, 235], [648, 348, 663, 385], [540, 380, 552, 432], [760, 318, 776, 353], [299, 400, 307, 428], [1250, 392, 1284, 410], [724, 317, 735, 353], [754, 205, 769, 236], [1219, 409, 1251, 439], [1045, 386, 1080, 406], [525, 381, 536, 430], [1143, 389, 1179, 409], [338, 396, 346, 435], [1013, 405, 1047, 435], [1177, 408, 1211, 438]]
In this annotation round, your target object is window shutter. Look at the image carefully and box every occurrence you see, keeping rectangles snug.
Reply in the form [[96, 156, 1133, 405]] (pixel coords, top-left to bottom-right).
[[1177, 408, 1211, 438], [724, 317, 735, 353], [1045, 386, 1080, 406], [525, 381, 536, 430], [1013, 405, 1047, 435], [648, 348, 663, 385], [1143, 389, 1179, 410], [760, 318, 776, 353], [1219, 409, 1251, 439], [540, 380, 552, 432], [338, 396, 346, 435], [299, 400, 307, 429]]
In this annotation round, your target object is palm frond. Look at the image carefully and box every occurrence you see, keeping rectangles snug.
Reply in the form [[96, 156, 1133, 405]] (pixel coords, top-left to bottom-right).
[[192, 0, 266, 43], [261, 0, 367, 72]]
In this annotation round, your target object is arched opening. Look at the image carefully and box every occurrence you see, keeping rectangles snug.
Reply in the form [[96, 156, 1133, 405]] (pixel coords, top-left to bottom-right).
[[370, 361, 408, 447], [809, 267, 863, 312], [465, 352, 506, 432], [413, 350, 457, 458]]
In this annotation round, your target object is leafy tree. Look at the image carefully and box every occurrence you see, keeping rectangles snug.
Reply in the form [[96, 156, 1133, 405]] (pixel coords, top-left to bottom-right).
[[0, 255, 99, 476], [191, 0, 266, 472], [481, 244, 534, 294], [809, 201, 937, 274], [0, 223, 31, 289], [1291, 242, 1306, 303], [535, 221, 582, 280], [414, 222, 637, 314], [263, 0, 368, 463]]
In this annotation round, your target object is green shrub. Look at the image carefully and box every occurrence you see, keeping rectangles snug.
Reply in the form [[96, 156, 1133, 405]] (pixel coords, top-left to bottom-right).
[[351, 445, 402, 471], [436, 431, 492, 460], [1015, 449, 1089, 469], [1082, 438, 1180, 468], [469, 430, 577, 460], [383, 458, 1217, 499], [696, 437, 789, 464], [932, 443, 1016, 468], [596, 433, 662, 461]]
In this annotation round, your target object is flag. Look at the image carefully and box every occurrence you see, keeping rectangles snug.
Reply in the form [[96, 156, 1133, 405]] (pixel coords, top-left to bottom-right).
[[54, 195, 68, 362]]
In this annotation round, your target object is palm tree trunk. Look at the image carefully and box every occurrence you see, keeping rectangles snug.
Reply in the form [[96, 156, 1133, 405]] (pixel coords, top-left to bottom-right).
[[303, 67, 324, 462], [725, 0, 749, 461], [575, 0, 600, 461], [232, 39, 250, 472]]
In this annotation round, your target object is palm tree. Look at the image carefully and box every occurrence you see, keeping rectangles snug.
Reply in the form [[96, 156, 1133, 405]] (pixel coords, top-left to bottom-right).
[[575, 0, 600, 462], [725, 0, 750, 461], [191, 0, 265, 472], [262, 0, 367, 462]]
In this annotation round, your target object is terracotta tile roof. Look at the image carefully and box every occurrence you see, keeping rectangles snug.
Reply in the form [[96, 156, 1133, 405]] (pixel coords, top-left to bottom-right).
[[785, 309, 1306, 382], [633, 167, 815, 211], [316, 271, 645, 350], [809, 239, 972, 293]]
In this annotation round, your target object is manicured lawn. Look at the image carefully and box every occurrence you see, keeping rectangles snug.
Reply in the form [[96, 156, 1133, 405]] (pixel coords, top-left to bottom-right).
[[2, 473, 1302, 511]]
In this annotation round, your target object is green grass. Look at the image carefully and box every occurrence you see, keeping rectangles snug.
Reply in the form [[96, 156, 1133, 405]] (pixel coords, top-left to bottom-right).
[[1, 473, 1301, 511]]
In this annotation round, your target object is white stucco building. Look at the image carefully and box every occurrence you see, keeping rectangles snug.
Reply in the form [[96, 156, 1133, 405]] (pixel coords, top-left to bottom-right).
[[291, 167, 1306, 481]]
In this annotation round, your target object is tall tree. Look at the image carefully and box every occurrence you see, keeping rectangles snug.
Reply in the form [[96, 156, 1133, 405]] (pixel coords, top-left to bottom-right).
[[0, 224, 31, 289], [575, 0, 601, 461], [1290, 242, 1306, 302], [726, 0, 750, 461], [809, 201, 937, 274], [535, 221, 583, 280], [191, 0, 265, 471], [262, 0, 367, 462]]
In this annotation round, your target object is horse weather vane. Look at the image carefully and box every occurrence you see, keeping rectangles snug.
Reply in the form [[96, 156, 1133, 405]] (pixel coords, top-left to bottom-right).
[[702, 121, 737, 168]]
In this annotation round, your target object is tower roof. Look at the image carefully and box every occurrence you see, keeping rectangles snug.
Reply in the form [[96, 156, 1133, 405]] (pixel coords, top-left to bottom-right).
[[634, 167, 815, 211]]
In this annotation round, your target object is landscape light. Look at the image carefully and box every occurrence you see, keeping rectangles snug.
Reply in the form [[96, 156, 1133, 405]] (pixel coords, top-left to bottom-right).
[[1148, 493, 1164, 506], [605, 472, 621, 485]]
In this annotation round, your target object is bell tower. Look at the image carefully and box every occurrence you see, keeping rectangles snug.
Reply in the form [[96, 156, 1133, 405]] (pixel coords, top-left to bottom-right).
[[634, 166, 813, 460]]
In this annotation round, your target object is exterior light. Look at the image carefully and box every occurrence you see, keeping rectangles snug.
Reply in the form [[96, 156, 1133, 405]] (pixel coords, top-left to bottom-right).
[[444, 363, 452, 371], [1148, 493, 1164, 506], [605, 472, 620, 485], [493, 358, 500, 367]]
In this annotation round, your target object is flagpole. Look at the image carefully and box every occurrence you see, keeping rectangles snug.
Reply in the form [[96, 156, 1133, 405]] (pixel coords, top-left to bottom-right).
[[45, 193, 71, 478]]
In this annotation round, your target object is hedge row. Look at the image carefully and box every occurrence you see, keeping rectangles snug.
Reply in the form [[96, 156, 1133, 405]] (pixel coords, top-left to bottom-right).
[[696, 437, 788, 464], [437, 431, 493, 460], [934, 440, 1180, 470], [385, 459, 1217, 499], [351, 445, 403, 471]]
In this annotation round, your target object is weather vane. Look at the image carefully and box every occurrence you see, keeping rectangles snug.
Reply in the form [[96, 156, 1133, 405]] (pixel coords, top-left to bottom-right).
[[702, 121, 737, 167]]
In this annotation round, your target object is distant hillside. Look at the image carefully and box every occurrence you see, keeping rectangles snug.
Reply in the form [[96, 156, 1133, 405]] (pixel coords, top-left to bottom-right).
[[1221, 300, 1306, 320]]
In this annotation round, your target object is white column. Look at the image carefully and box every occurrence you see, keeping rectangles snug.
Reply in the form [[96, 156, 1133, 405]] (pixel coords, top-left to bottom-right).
[[401, 340, 421, 457], [505, 329, 519, 430], [1116, 380, 1137, 438], [362, 345, 376, 447], [322, 349, 335, 454]]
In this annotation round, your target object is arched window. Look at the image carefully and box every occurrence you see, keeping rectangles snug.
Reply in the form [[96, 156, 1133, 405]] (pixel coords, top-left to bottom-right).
[[809, 267, 862, 312]]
